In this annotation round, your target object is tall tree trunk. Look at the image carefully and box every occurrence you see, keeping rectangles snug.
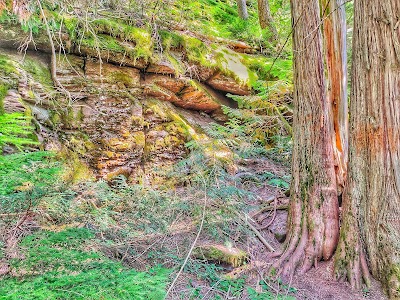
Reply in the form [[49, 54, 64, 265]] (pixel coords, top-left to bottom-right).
[[273, 0, 340, 278], [321, 0, 348, 193], [237, 0, 248, 20], [257, 0, 278, 40], [335, 1, 400, 297]]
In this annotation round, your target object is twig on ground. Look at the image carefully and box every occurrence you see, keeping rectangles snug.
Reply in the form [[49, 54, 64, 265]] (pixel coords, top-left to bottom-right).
[[254, 205, 288, 220], [257, 196, 278, 230], [236, 212, 275, 252], [0, 212, 27, 217], [164, 190, 207, 299]]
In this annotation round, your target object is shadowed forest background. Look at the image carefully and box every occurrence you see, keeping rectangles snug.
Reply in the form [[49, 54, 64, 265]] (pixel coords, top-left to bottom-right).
[[0, 0, 399, 299]]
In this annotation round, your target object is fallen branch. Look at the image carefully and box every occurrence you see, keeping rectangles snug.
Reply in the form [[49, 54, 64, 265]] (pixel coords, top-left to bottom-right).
[[254, 204, 288, 218], [235, 212, 275, 252], [257, 196, 279, 230], [0, 212, 27, 217]]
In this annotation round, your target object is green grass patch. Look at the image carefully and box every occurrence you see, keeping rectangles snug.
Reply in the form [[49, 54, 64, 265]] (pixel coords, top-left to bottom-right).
[[0, 228, 171, 300]]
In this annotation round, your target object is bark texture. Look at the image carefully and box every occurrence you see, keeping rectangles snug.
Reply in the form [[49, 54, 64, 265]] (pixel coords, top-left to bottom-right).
[[257, 0, 278, 40], [237, 0, 248, 20], [335, 1, 400, 297], [321, 0, 348, 192], [273, 0, 340, 277]]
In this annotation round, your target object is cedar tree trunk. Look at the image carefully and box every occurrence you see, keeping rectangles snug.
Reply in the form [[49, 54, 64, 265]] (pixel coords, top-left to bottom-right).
[[335, 1, 400, 297], [321, 0, 348, 192], [273, 0, 340, 277]]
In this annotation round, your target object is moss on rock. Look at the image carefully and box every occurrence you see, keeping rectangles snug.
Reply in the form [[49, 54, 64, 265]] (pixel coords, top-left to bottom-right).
[[193, 244, 248, 268]]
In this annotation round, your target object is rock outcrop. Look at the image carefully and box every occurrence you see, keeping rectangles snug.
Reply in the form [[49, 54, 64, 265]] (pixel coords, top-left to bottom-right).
[[0, 43, 247, 183], [0, 13, 270, 183]]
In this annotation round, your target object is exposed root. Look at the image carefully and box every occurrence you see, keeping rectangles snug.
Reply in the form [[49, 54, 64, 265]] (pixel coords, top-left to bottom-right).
[[334, 233, 371, 289], [271, 186, 340, 281]]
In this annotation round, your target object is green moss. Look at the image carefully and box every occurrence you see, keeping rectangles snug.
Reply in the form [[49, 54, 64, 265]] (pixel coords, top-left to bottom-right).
[[57, 14, 153, 62], [0, 54, 18, 76], [108, 71, 135, 87], [22, 57, 53, 87], [159, 31, 213, 68], [81, 34, 125, 52], [165, 53, 185, 77], [60, 149, 93, 183], [183, 35, 213, 67], [93, 18, 151, 44], [0, 83, 9, 114], [132, 132, 146, 148], [388, 264, 400, 297], [160, 30, 184, 50], [193, 245, 248, 268]]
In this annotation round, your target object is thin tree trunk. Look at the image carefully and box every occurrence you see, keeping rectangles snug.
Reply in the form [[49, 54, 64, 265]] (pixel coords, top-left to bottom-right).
[[257, 0, 278, 40], [335, 1, 400, 297], [237, 0, 248, 20], [273, 0, 340, 278], [321, 0, 348, 193]]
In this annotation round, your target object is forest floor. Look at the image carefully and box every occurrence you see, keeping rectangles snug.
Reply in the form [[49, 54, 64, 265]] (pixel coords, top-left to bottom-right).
[[159, 157, 389, 300], [0, 146, 390, 300]]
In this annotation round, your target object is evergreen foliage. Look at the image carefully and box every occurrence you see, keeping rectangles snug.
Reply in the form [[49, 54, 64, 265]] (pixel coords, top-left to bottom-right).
[[0, 151, 61, 218], [0, 113, 39, 150], [0, 228, 170, 300]]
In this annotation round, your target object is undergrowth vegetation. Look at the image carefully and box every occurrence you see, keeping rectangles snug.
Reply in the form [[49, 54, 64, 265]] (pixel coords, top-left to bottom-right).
[[0, 228, 170, 300], [0, 113, 39, 150], [0, 0, 293, 85], [0, 151, 60, 197]]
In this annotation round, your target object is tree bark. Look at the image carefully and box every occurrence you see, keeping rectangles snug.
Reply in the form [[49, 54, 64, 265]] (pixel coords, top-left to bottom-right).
[[273, 0, 340, 278], [335, 1, 400, 297], [237, 0, 248, 20], [321, 0, 348, 193], [257, 0, 278, 40]]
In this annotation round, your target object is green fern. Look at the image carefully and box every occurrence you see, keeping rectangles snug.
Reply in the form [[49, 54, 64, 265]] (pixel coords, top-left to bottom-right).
[[0, 113, 39, 149]]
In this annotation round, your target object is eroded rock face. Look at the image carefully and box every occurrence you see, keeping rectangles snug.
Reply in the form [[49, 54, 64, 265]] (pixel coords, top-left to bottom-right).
[[142, 74, 222, 112], [54, 56, 190, 183], [0, 48, 247, 183], [207, 72, 251, 96]]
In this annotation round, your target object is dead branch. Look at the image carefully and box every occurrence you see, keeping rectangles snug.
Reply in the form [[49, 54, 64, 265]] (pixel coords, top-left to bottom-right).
[[236, 212, 275, 252]]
